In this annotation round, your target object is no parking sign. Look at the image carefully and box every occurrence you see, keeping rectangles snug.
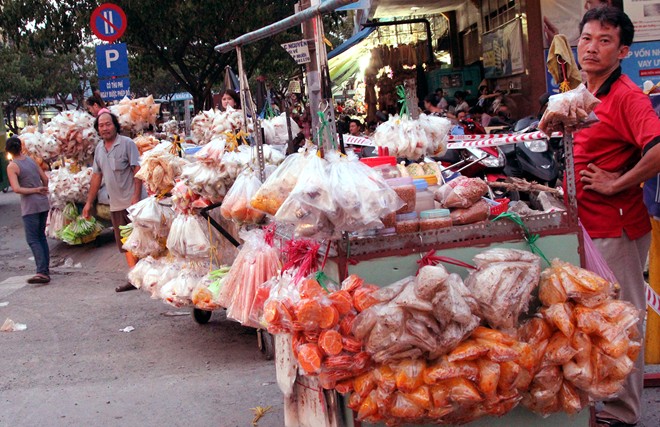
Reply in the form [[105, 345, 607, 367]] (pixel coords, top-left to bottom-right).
[[90, 3, 127, 43]]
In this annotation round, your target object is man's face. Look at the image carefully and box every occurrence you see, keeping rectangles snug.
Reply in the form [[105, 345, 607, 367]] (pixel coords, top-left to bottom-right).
[[97, 113, 117, 142], [349, 122, 360, 135], [457, 111, 466, 121], [578, 21, 629, 79]]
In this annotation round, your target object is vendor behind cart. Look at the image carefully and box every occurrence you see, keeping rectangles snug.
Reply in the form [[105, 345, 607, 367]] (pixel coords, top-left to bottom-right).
[[82, 110, 143, 292], [572, 7, 660, 426]]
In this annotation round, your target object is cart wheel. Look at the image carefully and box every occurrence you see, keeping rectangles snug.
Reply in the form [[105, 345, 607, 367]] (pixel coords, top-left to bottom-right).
[[192, 308, 212, 324], [2, 187, 7, 193], [259, 330, 275, 360]]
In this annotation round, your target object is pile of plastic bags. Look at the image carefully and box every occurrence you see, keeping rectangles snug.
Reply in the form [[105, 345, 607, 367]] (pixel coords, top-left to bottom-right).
[[135, 141, 187, 194], [47, 166, 93, 208], [109, 95, 161, 135], [123, 196, 175, 258], [373, 114, 451, 160], [44, 110, 100, 162], [253, 150, 403, 239], [190, 106, 248, 145], [19, 128, 60, 163]]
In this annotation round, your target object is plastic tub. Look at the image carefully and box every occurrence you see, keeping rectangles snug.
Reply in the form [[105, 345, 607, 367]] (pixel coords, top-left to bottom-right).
[[413, 180, 435, 214], [372, 164, 401, 180], [387, 177, 416, 214], [395, 212, 419, 234]]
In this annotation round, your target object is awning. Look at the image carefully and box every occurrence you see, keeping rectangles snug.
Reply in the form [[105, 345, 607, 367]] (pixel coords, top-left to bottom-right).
[[327, 26, 375, 60]]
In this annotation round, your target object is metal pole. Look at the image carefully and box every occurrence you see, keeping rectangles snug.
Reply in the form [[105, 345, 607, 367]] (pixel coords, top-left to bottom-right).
[[214, 0, 357, 53]]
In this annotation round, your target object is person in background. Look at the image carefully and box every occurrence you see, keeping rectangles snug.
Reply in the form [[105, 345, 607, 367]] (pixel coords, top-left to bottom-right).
[[86, 91, 106, 117], [434, 88, 449, 111], [5, 136, 51, 284], [219, 89, 241, 111], [573, 7, 660, 426], [487, 105, 514, 128], [476, 85, 498, 112], [348, 119, 365, 137], [423, 93, 445, 117], [82, 111, 143, 292], [469, 105, 492, 129], [454, 91, 470, 113]]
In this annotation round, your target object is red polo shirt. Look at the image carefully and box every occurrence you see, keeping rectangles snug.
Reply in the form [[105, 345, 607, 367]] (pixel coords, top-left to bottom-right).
[[572, 68, 660, 239]]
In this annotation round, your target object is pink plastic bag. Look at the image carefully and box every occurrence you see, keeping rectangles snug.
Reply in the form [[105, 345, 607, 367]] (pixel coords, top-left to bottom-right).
[[580, 221, 619, 285]]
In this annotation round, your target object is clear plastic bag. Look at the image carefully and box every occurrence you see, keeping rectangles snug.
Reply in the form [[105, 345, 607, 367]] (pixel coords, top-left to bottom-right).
[[251, 152, 310, 215], [435, 176, 489, 209], [166, 214, 211, 259], [449, 199, 491, 225], [127, 195, 174, 234], [325, 151, 403, 233], [539, 83, 601, 134], [180, 161, 228, 202], [122, 224, 165, 258], [220, 170, 265, 225], [465, 249, 541, 330]]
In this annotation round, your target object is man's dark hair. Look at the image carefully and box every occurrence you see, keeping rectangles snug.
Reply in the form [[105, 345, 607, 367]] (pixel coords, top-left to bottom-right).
[[454, 90, 466, 100], [348, 118, 362, 128], [424, 93, 441, 107], [94, 111, 121, 134], [469, 105, 484, 115], [579, 6, 634, 47], [5, 136, 22, 156]]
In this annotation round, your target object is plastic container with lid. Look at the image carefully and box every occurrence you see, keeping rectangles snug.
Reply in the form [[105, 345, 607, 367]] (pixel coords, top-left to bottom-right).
[[359, 156, 396, 168], [395, 212, 419, 234], [386, 177, 416, 214], [372, 164, 401, 180], [413, 179, 435, 215], [419, 208, 452, 231]]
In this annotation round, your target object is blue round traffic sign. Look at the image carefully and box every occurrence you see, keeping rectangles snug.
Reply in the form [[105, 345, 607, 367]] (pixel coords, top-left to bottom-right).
[[90, 3, 127, 43]]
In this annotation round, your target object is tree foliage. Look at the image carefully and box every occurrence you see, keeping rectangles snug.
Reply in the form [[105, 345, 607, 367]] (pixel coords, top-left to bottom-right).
[[0, 0, 350, 116]]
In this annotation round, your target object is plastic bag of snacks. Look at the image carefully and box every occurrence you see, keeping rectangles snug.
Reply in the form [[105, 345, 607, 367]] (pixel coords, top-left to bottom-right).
[[109, 95, 160, 135], [219, 229, 282, 327], [347, 326, 534, 425], [434, 176, 489, 209], [220, 170, 265, 225], [325, 151, 404, 233], [180, 161, 228, 202], [122, 224, 166, 258], [44, 110, 100, 162], [158, 266, 208, 307], [539, 84, 600, 134], [133, 134, 160, 155], [251, 151, 311, 215], [518, 259, 640, 416], [275, 155, 336, 239], [166, 214, 211, 259], [465, 248, 541, 331], [19, 129, 60, 162], [352, 266, 480, 363], [127, 195, 175, 236], [191, 266, 231, 311], [135, 142, 187, 194], [195, 136, 227, 163], [262, 114, 301, 145]]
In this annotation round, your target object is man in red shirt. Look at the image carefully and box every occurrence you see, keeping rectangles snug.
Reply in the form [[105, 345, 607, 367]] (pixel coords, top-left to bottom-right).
[[575, 7, 660, 426]]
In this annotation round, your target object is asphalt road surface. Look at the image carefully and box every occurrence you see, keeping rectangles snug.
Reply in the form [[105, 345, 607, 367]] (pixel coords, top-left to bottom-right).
[[1, 190, 659, 427], [0, 191, 284, 427]]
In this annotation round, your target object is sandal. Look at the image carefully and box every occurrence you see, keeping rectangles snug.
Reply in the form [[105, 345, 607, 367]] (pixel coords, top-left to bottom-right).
[[115, 283, 137, 293], [27, 274, 50, 284]]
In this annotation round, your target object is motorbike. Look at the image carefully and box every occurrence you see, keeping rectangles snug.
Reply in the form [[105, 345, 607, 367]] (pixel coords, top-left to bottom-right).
[[499, 116, 560, 188]]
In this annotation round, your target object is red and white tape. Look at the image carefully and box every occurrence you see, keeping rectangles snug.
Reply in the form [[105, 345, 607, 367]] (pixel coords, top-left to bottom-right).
[[646, 283, 660, 316], [446, 131, 564, 149], [342, 134, 374, 147]]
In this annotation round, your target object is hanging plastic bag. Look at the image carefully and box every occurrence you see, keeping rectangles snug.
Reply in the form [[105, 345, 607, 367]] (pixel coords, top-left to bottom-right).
[[251, 152, 311, 215], [220, 170, 265, 225], [166, 214, 211, 259], [325, 151, 404, 233]]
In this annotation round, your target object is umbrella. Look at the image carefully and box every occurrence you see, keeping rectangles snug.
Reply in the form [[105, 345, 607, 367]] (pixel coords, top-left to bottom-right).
[[223, 65, 240, 92], [547, 35, 581, 92]]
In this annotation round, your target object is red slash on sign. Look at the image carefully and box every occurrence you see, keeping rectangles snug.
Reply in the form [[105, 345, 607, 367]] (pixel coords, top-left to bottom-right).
[[90, 3, 127, 43]]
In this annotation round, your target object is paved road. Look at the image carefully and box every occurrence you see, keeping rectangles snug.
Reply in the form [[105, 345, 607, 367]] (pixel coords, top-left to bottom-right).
[[1, 191, 659, 427], [0, 192, 284, 427]]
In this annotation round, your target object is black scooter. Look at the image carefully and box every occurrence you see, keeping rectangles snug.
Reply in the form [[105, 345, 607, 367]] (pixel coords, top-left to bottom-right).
[[500, 116, 560, 187]]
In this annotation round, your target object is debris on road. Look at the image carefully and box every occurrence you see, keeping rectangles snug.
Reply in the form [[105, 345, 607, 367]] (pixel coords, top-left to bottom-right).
[[0, 302, 8, 307], [1, 318, 27, 332], [120, 326, 135, 333], [251, 405, 272, 426], [161, 311, 189, 317]]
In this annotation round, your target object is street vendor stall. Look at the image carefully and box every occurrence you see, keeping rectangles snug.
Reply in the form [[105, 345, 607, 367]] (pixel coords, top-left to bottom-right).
[[202, 2, 647, 427]]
